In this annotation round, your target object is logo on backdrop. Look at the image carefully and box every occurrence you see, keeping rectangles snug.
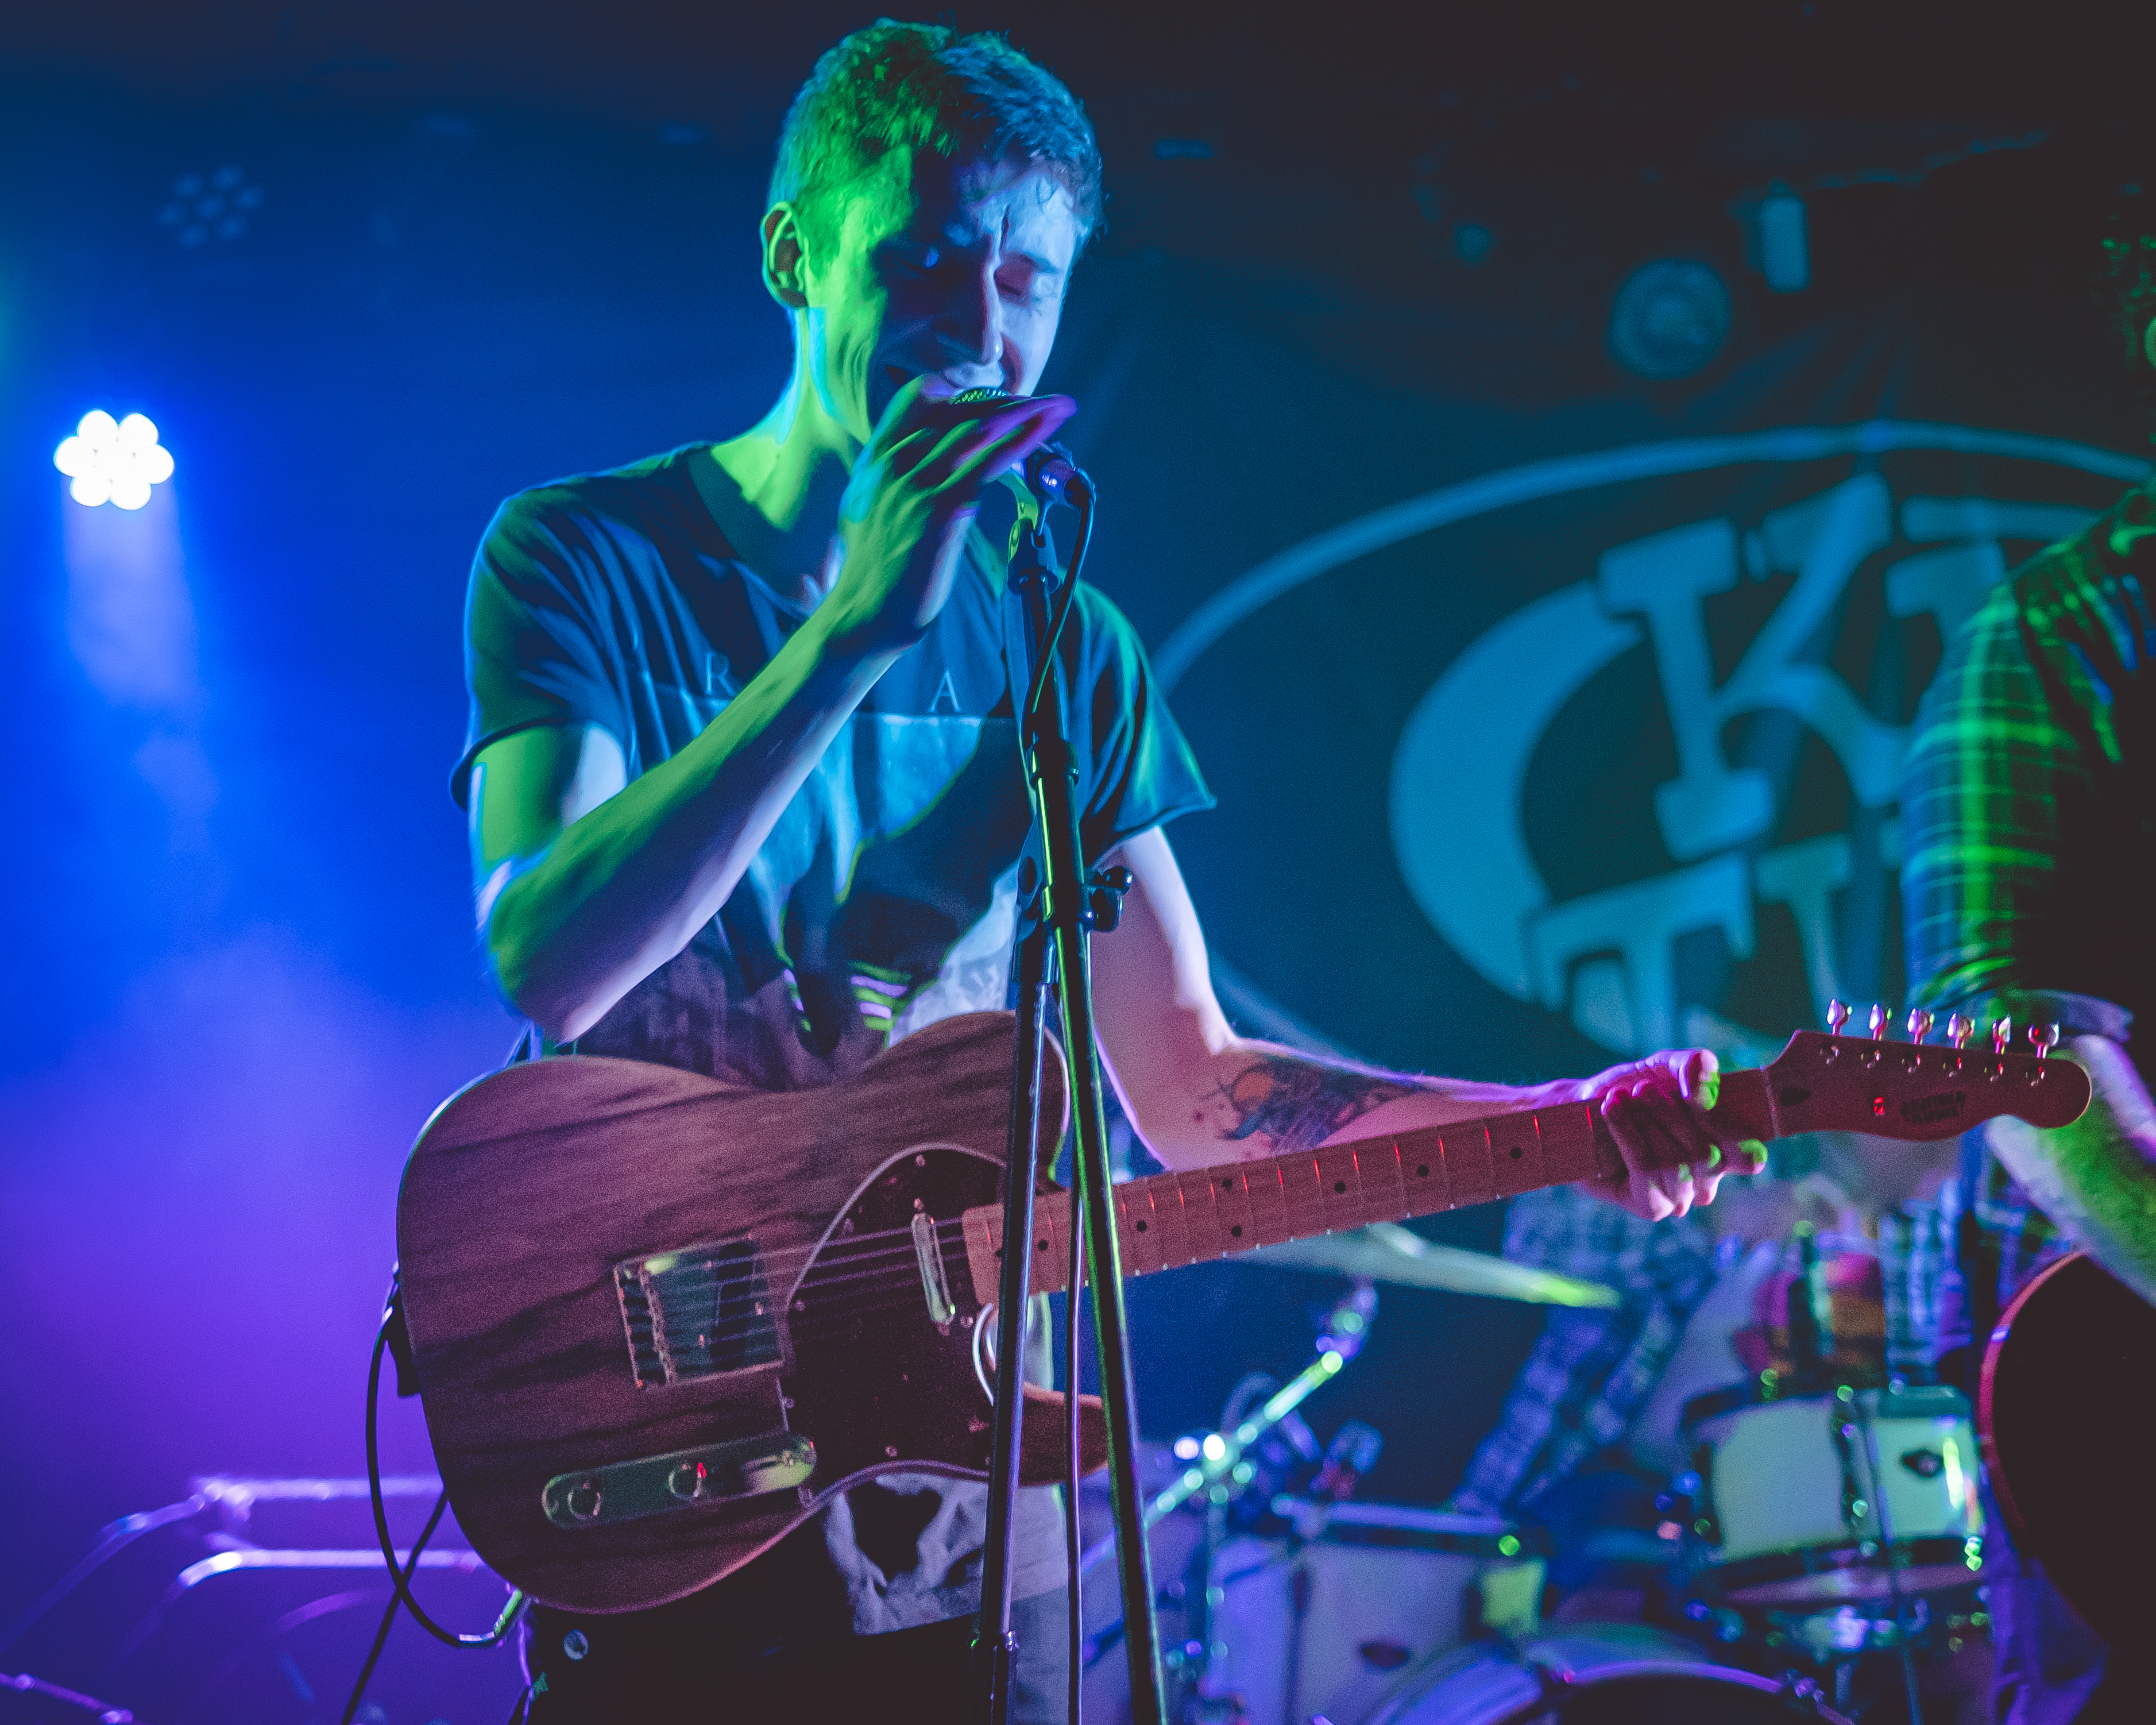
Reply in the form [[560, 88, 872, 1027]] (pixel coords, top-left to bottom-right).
[[1157, 425, 2147, 1060]]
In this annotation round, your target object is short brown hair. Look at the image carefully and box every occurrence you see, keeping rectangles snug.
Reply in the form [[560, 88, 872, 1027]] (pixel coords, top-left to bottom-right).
[[770, 21, 1102, 253]]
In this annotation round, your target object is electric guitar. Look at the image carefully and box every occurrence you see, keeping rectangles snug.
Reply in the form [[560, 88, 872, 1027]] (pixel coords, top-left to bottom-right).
[[1980, 1249, 2156, 1656], [395, 1010, 2088, 1612]]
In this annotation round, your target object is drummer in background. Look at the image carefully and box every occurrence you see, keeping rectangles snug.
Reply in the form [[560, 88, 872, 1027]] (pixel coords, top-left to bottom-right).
[[1898, 202, 2156, 1725], [1448, 1129, 1957, 1612]]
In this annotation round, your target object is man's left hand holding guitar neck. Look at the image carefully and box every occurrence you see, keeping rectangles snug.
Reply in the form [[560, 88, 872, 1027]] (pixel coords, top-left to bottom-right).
[[1087, 825, 1763, 1217]]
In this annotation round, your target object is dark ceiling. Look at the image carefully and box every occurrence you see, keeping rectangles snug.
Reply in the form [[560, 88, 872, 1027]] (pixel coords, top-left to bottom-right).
[[6, 2, 2149, 157]]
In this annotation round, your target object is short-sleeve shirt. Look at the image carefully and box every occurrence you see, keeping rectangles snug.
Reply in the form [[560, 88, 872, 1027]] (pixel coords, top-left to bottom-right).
[[455, 443, 1212, 1627], [1903, 474, 2155, 1292]]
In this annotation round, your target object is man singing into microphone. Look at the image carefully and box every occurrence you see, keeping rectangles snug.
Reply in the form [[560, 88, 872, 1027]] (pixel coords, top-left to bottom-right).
[[455, 24, 1759, 1720]]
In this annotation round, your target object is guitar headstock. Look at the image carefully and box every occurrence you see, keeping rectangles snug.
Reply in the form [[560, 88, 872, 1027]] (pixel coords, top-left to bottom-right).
[[1759, 1002, 2091, 1139]]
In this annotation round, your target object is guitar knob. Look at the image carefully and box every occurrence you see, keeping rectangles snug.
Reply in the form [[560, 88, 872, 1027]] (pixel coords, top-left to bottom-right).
[[1906, 1009, 1935, 1043], [1825, 1000, 1850, 1035], [1948, 1013, 1975, 1051], [1868, 1004, 1890, 1040], [1992, 1017, 2014, 1056], [2028, 1022, 2060, 1063]]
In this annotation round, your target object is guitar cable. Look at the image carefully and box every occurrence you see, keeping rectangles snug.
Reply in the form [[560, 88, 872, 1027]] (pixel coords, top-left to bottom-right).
[[343, 1290, 529, 1725]]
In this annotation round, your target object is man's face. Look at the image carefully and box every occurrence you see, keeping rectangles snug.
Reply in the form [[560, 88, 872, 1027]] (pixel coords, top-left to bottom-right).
[[791, 147, 1081, 441]]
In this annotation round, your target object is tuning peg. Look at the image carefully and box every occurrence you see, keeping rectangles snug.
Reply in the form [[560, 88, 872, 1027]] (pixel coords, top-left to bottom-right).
[[1825, 1000, 1850, 1035], [1906, 1008, 1935, 1043], [1868, 1004, 1890, 1040], [1948, 1013, 1975, 1051], [1991, 1017, 2014, 1056], [2028, 1022, 2060, 1063]]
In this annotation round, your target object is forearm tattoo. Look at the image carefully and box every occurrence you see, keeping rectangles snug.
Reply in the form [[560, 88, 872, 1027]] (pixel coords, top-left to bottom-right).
[[1218, 1057, 1419, 1156]]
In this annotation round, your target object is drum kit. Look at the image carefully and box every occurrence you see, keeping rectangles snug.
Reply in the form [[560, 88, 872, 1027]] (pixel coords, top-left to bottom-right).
[[1078, 1212, 1985, 1725]]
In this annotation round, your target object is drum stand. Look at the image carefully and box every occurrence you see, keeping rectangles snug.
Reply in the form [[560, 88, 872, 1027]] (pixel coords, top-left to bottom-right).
[[1852, 1395, 1925, 1725]]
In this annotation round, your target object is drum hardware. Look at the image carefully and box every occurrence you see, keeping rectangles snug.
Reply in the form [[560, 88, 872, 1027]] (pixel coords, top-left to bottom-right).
[[1673, 1379, 1987, 1723], [1077, 1283, 1377, 1584], [1079, 1286, 1377, 1723], [1849, 1388, 1926, 1725]]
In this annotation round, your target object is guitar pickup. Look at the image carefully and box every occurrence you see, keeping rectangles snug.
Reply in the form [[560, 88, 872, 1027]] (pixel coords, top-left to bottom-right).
[[542, 1432, 817, 1530], [913, 1209, 956, 1326]]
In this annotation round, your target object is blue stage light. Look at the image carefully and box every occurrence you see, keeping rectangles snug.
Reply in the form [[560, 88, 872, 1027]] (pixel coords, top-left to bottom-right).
[[54, 410, 175, 509]]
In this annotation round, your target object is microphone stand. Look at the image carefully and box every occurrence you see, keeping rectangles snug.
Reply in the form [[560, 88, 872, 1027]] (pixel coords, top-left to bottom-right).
[[971, 469, 1165, 1725]]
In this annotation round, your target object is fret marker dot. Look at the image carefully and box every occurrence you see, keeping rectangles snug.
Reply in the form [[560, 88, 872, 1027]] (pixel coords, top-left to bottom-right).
[[1135, 1220, 1147, 1232], [1230, 1225, 1242, 1237], [1036, 1240, 1048, 1252], [1333, 1180, 1347, 1193], [1509, 1145, 1523, 1159], [1416, 1165, 1429, 1177]]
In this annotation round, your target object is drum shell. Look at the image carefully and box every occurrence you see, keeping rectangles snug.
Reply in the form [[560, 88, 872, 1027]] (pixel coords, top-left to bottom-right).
[[1362, 1626, 1852, 1725], [1200, 1504, 1533, 1725], [1691, 1385, 1984, 1605]]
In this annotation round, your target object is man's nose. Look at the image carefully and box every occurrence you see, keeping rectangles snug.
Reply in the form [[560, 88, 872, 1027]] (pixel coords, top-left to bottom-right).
[[940, 255, 1001, 372]]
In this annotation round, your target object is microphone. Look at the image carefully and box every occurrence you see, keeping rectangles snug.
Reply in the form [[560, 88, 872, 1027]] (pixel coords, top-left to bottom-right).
[[949, 385, 1089, 503]]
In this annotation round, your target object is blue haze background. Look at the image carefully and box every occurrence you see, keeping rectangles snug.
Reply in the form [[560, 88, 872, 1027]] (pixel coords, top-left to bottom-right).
[[1, 4, 2151, 1717]]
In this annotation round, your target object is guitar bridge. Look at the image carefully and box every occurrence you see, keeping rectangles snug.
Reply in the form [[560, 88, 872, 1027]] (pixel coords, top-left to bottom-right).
[[613, 1238, 782, 1388]]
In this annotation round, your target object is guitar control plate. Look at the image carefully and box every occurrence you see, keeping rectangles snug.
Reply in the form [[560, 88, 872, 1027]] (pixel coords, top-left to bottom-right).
[[542, 1431, 817, 1530]]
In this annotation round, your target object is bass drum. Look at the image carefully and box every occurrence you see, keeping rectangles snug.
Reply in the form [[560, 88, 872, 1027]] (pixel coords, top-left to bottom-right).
[[1362, 1626, 1852, 1725]]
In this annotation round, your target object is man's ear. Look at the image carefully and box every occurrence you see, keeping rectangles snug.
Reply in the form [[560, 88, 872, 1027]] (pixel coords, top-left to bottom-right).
[[2142, 314, 2156, 374], [763, 204, 810, 310]]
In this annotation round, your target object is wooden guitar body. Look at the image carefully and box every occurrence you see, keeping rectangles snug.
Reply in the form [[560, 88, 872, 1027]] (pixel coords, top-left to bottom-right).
[[399, 1006, 2086, 1614], [396, 1012, 1062, 1614], [1980, 1250, 2156, 1658]]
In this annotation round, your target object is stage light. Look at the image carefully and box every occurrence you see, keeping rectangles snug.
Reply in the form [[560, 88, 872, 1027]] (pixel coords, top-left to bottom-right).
[[157, 165, 264, 248], [55, 410, 175, 509]]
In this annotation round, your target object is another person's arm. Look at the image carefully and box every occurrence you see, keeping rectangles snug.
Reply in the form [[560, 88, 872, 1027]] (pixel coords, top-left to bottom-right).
[[1987, 1041, 2156, 1303], [1090, 827, 1762, 1222]]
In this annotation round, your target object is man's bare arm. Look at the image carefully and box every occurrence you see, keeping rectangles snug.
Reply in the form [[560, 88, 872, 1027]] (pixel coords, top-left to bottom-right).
[[467, 385, 1071, 1042], [1088, 827, 1760, 1220], [470, 627, 894, 1043], [1986, 1036, 2156, 1305]]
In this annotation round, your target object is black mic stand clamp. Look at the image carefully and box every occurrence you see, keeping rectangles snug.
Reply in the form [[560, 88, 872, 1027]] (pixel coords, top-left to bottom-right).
[[970, 475, 1167, 1725]]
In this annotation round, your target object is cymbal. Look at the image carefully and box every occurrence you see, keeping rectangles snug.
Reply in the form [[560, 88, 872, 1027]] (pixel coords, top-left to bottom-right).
[[1241, 1221, 1620, 1307]]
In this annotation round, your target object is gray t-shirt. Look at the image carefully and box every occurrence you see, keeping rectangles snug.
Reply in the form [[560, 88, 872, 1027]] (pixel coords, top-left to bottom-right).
[[457, 444, 1211, 1628]]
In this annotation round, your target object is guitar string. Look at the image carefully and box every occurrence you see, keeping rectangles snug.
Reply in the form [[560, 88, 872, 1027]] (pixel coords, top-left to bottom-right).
[[618, 1101, 2016, 1351], [626, 1198, 1420, 1352], [599, 1110, 1620, 1307], [523, 1066, 2037, 1358], [628, 1183, 1401, 1312]]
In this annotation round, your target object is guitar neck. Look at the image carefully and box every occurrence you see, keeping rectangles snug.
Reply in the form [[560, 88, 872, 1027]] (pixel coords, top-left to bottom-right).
[[961, 1070, 1774, 1302]]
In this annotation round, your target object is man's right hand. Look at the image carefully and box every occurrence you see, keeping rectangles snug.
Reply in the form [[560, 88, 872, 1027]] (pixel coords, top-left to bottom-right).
[[818, 379, 1075, 657]]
